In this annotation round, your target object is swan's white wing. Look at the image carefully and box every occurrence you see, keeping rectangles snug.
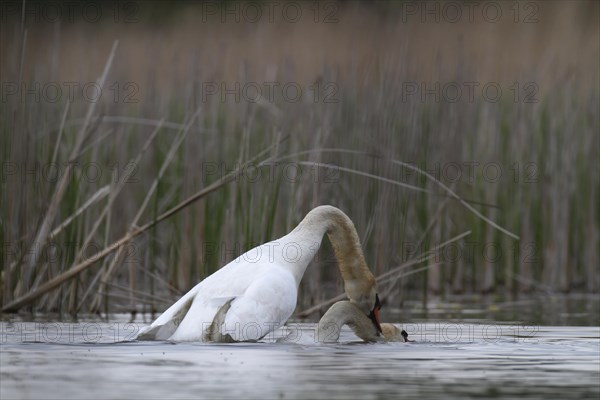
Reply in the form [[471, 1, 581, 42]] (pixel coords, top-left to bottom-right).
[[137, 261, 264, 340], [220, 268, 298, 341], [169, 265, 297, 341], [139, 239, 296, 341]]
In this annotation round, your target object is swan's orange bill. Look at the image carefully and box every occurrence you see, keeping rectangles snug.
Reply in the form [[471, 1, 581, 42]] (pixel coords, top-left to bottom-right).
[[373, 307, 383, 334], [369, 295, 383, 334]]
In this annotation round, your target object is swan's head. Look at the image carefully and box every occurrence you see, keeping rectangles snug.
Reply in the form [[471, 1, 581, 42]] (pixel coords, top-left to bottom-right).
[[381, 324, 410, 342], [347, 283, 383, 335]]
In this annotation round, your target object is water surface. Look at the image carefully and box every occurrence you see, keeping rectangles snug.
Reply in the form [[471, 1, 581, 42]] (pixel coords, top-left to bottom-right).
[[1, 315, 598, 400]]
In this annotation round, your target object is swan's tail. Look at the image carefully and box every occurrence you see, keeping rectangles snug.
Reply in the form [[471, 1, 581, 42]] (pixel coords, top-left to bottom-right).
[[136, 294, 195, 340]]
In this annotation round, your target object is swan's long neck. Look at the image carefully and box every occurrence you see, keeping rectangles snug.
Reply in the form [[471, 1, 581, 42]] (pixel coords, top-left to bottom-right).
[[317, 301, 405, 343], [285, 205, 377, 311], [317, 301, 380, 342]]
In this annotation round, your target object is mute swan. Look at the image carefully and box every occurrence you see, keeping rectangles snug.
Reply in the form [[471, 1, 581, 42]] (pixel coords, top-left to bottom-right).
[[317, 301, 409, 343], [137, 205, 382, 342]]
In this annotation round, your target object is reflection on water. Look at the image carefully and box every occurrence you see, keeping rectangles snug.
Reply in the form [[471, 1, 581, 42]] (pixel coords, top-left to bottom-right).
[[390, 293, 600, 326], [1, 320, 598, 399]]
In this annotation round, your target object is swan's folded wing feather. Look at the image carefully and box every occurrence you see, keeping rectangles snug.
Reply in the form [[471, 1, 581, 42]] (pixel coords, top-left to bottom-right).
[[135, 283, 201, 340], [137, 240, 292, 341], [221, 269, 297, 341]]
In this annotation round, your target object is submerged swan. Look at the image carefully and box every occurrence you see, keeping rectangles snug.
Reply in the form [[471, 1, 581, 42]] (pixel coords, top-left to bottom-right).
[[137, 205, 383, 342], [317, 301, 409, 343]]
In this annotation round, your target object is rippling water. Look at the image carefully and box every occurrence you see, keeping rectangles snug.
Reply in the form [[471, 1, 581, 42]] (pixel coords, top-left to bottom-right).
[[1, 312, 598, 400]]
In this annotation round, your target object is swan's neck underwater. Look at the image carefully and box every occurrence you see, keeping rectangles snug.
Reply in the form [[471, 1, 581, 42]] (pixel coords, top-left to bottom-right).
[[284, 205, 378, 314], [317, 301, 408, 343], [317, 300, 381, 343]]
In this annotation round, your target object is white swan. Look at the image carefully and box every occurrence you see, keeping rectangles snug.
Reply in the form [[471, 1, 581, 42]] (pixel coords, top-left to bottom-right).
[[316, 301, 409, 343], [137, 205, 383, 342]]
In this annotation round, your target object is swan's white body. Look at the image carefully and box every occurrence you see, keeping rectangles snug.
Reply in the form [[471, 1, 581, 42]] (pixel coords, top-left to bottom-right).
[[137, 205, 379, 342]]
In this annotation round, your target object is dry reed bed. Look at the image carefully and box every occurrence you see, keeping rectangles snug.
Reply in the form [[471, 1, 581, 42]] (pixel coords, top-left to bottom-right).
[[0, 1, 598, 317]]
